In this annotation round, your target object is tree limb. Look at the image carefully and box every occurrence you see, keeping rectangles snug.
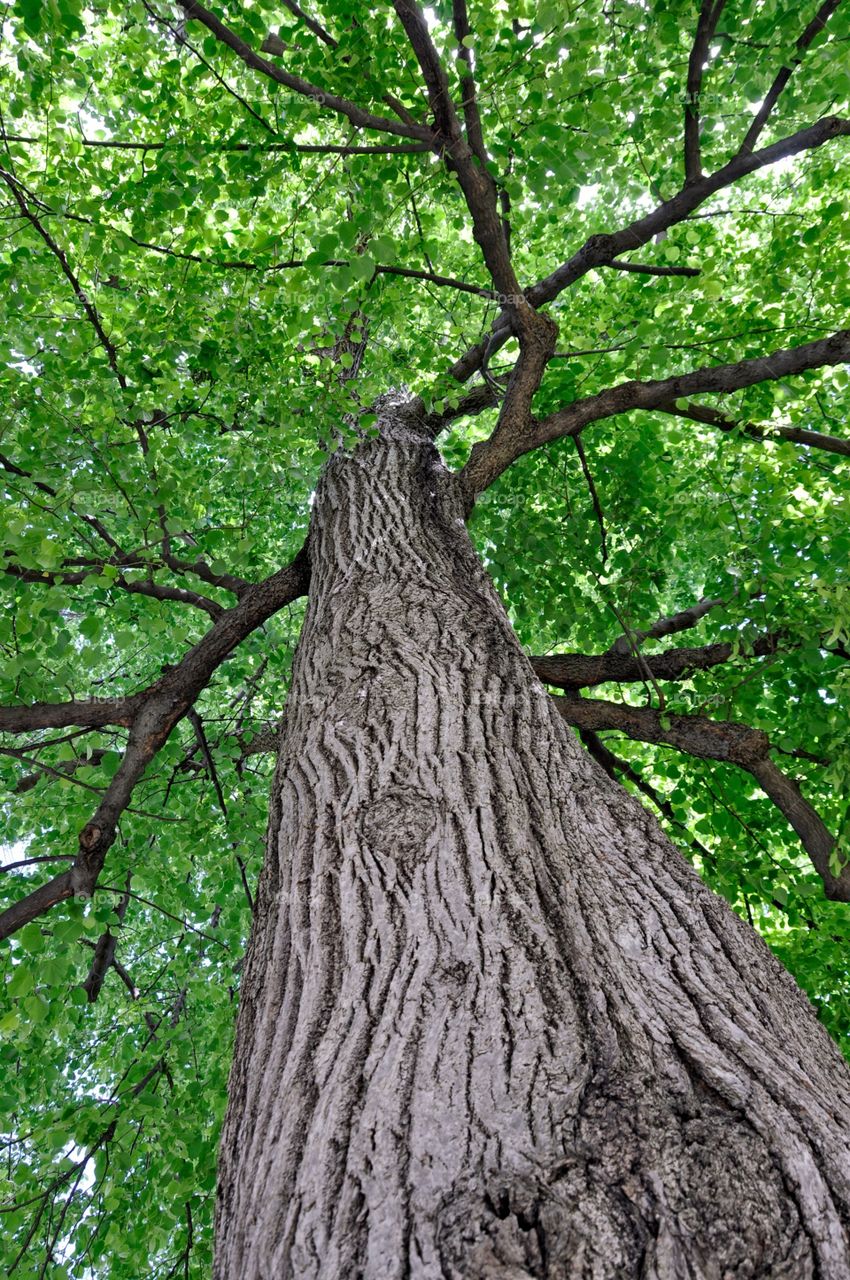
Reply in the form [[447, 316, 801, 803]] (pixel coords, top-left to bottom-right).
[[0, 546, 310, 940], [607, 259, 701, 278], [82, 876, 131, 1003], [684, 0, 727, 183], [530, 633, 780, 690], [736, 0, 843, 156], [525, 116, 850, 312], [461, 326, 850, 496], [0, 166, 126, 389], [176, 1, 433, 143], [445, 114, 850, 392], [0, 130, 431, 155], [552, 694, 850, 901], [656, 398, 850, 457], [392, 0, 518, 299], [452, 0, 489, 166], [2, 561, 225, 618], [0, 698, 142, 735], [606, 593, 735, 654]]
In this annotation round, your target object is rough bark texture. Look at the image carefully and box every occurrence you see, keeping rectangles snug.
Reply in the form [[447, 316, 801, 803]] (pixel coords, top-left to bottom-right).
[[214, 398, 850, 1279]]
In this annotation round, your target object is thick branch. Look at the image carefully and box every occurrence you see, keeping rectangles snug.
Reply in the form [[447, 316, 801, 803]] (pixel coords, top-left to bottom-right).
[[525, 117, 850, 313], [684, 1, 726, 182], [461, 326, 850, 495], [0, 547, 310, 940], [553, 695, 850, 901], [444, 116, 850, 410], [747, 757, 846, 901], [531, 633, 780, 690], [392, 0, 519, 300], [0, 698, 141, 735], [452, 0, 488, 165]]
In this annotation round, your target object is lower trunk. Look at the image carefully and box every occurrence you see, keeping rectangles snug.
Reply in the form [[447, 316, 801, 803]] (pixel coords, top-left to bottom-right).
[[214, 398, 850, 1278]]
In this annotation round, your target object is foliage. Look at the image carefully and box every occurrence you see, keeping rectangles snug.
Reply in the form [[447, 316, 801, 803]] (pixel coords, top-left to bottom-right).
[[1, 0, 849, 1273]]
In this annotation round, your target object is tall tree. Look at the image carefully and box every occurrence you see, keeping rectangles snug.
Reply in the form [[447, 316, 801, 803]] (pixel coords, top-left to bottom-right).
[[1, 0, 850, 1275]]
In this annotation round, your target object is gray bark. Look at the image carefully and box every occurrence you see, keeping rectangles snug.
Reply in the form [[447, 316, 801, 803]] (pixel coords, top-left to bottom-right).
[[214, 398, 850, 1279]]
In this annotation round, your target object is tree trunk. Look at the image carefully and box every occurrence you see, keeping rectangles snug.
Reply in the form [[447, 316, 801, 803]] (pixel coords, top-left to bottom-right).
[[214, 398, 850, 1279]]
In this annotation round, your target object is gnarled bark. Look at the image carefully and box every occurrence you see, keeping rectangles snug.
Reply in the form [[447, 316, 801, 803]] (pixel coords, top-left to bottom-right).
[[214, 400, 850, 1279]]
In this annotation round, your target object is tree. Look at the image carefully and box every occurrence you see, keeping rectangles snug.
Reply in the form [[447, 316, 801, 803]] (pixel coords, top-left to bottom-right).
[[1, 0, 850, 1273]]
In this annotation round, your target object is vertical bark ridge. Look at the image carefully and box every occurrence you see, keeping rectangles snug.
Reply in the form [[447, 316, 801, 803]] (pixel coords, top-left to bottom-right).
[[215, 398, 850, 1279]]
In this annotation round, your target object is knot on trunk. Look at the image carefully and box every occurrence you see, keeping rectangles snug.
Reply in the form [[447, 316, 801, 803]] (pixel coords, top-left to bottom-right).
[[358, 785, 441, 863]]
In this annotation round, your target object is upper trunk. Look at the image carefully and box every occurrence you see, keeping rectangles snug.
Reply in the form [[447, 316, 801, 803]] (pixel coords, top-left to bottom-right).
[[214, 397, 850, 1279]]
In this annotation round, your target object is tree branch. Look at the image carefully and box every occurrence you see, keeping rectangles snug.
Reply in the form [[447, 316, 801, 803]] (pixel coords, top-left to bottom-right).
[[0, 546, 310, 940], [607, 258, 701, 278], [0, 130, 432, 155], [525, 116, 850, 313], [530, 633, 780, 690], [392, 0, 518, 299], [14, 749, 109, 795], [3, 561, 225, 618], [606, 593, 735, 655], [176, 1, 432, 143], [656, 398, 850, 457], [443, 115, 850, 412], [461, 326, 850, 496], [684, 0, 726, 183], [0, 697, 141, 735], [736, 0, 843, 156], [0, 166, 126, 389], [452, 0, 489, 166], [552, 694, 850, 901], [82, 876, 131, 1003]]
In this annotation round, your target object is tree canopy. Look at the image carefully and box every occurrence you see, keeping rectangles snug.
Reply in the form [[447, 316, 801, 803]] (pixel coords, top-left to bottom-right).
[[1, 0, 850, 1275]]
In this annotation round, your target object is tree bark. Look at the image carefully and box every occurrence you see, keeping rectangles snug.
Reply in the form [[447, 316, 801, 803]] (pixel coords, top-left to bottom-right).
[[214, 397, 850, 1279]]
